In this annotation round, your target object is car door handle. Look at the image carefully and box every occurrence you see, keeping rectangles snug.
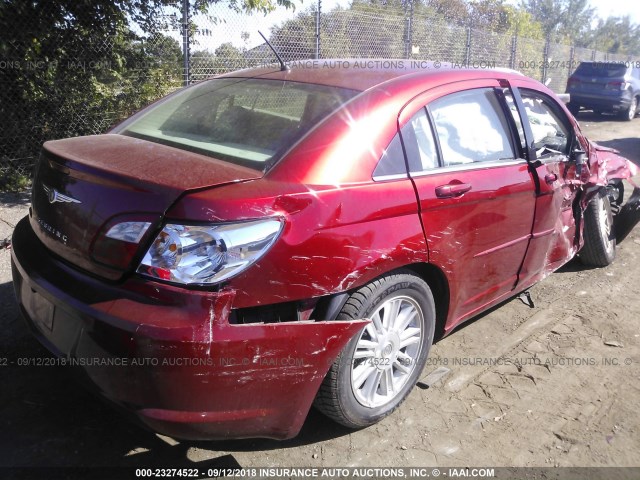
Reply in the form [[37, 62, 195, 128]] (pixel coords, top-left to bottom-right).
[[435, 183, 472, 198], [545, 173, 558, 184]]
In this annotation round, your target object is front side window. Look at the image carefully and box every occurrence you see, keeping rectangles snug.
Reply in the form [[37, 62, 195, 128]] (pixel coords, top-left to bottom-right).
[[429, 88, 515, 166], [519, 90, 570, 157], [117, 78, 359, 169]]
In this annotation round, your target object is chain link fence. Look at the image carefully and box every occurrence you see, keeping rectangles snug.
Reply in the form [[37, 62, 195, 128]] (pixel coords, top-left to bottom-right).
[[0, 1, 636, 190]]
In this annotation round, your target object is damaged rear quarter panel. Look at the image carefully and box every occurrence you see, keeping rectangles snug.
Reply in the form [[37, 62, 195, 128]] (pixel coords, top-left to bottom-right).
[[167, 178, 429, 308]]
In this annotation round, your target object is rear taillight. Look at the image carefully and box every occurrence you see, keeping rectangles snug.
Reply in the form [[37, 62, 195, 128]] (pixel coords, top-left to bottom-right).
[[137, 218, 283, 285], [91, 217, 158, 270], [567, 77, 580, 90], [605, 81, 630, 91], [105, 222, 151, 243]]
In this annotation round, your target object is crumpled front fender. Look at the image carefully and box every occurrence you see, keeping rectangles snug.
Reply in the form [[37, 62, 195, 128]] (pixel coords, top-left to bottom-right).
[[587, 141, 638, 188], [587, 141, 640, 241]]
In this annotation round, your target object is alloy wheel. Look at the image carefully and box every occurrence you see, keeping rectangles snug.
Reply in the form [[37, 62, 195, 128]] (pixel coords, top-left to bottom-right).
[[598, 195, 615, 255], [628, 97, 637, 121], [350, 295, 423, 408]]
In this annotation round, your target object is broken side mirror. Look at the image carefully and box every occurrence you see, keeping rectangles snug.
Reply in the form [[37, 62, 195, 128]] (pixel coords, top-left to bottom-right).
[[571, 147, 586, 178], [571, 147, 586, 165]]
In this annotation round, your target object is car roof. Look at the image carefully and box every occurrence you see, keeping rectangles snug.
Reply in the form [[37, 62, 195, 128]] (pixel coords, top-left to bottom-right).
[[575, 61, 632, 72], [578, 61, 626, 66], [217, 58, 526, 92]]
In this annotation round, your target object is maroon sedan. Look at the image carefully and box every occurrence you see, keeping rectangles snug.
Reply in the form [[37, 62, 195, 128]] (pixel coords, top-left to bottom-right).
[[11, 61, 639, 440]]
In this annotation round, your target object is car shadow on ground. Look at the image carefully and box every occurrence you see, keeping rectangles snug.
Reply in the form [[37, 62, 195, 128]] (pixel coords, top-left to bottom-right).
[[575, 110, 625, 123], [596, 138, 640, 166], [576, 111, 640, 166], [0, 191, 31, 207]]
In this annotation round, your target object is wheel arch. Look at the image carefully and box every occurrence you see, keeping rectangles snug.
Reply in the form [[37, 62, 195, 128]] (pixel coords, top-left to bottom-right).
[[402, 262, 450, 340], [312, 262, 450, 340]]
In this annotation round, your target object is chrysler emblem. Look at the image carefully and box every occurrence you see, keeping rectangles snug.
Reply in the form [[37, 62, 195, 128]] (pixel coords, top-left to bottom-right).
[[42, 185, 81, 204]]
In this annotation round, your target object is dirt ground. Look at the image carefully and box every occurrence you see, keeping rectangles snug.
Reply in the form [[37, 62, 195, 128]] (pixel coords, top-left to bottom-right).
[[1, 112, 639, 475]]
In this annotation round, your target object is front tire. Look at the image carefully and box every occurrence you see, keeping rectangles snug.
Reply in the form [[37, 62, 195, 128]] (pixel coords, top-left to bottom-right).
[[580, 189, 616, 267], [314, 272, 435, 428]]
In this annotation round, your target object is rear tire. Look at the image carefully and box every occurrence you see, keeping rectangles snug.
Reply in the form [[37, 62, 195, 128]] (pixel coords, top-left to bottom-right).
[[622, 96, 637, 121], [580, 189, 616, 267], [314, 272, 435, 428], [567, 103, 580, 116]]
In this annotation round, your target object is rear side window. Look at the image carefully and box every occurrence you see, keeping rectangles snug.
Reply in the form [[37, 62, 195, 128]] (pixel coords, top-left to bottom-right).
[[373, 134, 407, 178], [403, 109, 439, 173], [519, 90, 570, 157], [429, 88, 515, 166], [373, 108, 441, 178]]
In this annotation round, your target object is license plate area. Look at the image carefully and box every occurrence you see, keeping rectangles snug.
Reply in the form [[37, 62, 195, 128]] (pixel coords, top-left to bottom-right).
[[22, 284, 55, 332]]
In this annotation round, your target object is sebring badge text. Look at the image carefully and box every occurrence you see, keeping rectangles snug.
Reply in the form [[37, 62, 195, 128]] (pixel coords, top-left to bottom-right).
[[37, 217, 69, 244]]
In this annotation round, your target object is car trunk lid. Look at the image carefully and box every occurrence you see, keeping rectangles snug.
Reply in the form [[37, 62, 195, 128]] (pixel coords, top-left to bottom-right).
[[30, 134, 261, 280]]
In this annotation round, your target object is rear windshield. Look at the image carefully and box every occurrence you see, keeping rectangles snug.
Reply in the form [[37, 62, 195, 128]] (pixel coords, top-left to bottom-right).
[[574, 62, 628, 78], [117, 78, 359, 169]]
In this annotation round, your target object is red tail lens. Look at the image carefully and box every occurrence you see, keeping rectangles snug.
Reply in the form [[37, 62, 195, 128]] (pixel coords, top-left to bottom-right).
[[605, 81, 628, 91], [91, 216, 159, 270], [567, 77, 580, 89]]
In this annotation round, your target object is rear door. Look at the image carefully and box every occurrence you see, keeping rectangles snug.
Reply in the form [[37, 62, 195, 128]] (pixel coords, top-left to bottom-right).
[[399, 80, 536, 329]]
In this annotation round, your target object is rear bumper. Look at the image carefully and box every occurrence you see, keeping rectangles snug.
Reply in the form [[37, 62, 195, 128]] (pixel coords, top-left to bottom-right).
[[11, 216, 366, 440], [568, 92, 632, 111]]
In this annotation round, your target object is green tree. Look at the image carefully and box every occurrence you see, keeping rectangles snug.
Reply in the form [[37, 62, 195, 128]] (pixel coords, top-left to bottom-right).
[[346, 0, 406, 57], [577, 16, 640, 55], [468, 0, 510, 32], [115, 33, 183, 114], [269, 0, 407, 60], [521, 0, 595, 42], [503, 5, 544, 39], [214, 43, 246, 71], [190, 50, 218, 79], [0, 0, 296, 190], [422, 0, 470, 25], [270, 8, 318, 60]]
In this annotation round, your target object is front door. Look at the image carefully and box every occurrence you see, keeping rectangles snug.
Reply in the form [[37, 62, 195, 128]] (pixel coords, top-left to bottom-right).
[[508, 84, 581, 286]]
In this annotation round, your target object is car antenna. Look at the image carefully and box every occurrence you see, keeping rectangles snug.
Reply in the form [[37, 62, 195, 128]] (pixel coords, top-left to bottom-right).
[[258, 31, 289, 72]]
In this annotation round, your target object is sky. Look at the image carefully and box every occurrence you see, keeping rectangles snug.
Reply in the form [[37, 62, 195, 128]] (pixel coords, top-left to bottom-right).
[[184, 0, 640, 53], [587, 0, 640, 23]]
